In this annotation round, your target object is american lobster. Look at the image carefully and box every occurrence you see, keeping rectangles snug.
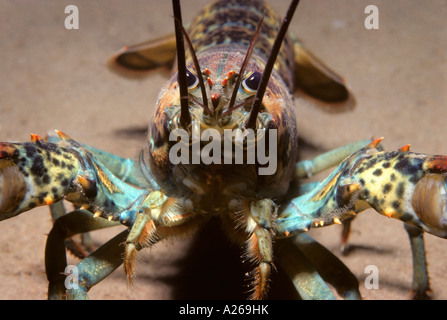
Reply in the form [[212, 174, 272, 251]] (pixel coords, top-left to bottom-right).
[[0, 0, 446, 300]]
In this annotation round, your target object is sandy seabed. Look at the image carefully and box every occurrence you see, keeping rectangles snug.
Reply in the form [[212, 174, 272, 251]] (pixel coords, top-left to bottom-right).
[[0, 0, 446, 300]]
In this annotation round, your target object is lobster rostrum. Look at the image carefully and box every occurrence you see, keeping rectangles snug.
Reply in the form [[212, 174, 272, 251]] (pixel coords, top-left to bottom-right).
[[0, 0, 446, 300]]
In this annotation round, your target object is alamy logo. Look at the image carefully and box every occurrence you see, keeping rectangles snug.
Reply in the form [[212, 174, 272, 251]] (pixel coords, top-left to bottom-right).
[[168, 121, 278, 175], [64, 265, 79, 290], [64, 5, 79, 30], [364, 265, 379, 290]]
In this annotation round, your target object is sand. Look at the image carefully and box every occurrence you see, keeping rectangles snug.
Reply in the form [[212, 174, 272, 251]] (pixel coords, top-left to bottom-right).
[[0, 0, 446, 300]]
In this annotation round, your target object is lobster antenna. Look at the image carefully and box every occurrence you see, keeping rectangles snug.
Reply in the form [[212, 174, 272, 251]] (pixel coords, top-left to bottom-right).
[[245, 0, 300, 129], [174, 18, 210, 114], [172, 0, 191, 127], [227, 14, 264, 114]]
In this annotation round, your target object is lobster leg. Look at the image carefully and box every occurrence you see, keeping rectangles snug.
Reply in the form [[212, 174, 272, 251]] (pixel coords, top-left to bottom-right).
[[67, 229, 130, 300], [45, 136, 159, 258], [246, 199, 276, 300], [294, 138, 372, 246], [404, 223, 431, 299], [293, 138, 372, 251], [340, 215, 354, 254], [294, 140, 367, 254], [121, 190, 200, 283], [288, 233, 361, 299], [49, 200, 95, 259], [276, 233, 361, 299], [294, 139, 372, 179], [276, 238, 336, 300], [294, 139, 378, 247], [227, 198, 277, 300], [45, 208, 119, 300], [66, 192, 201, 300]]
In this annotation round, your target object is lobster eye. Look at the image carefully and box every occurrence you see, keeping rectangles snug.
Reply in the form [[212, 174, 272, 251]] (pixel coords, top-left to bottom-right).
[[186, 69, 199, 89], [242, 71, 262, 93], [177, 68, 199, 90]]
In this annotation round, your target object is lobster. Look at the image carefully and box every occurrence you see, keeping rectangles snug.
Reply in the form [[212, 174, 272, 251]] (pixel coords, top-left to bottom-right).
[[0, 0, 446, 300]]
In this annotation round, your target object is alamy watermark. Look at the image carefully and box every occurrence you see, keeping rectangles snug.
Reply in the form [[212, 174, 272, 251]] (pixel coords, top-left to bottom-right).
[[64, 5, 79, 30], [364, 265, 379, 290], [168, 121, 278, 175], [364, 5, 379, 30], [63, 264, 380, 293], [64, 265, 79, 290], [64, 4, 379, 31]]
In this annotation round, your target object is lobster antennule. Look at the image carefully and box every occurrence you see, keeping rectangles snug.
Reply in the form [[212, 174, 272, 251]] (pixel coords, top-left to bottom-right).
[[227, 14, 265, 113], [172, 0, 191, 127], [246, 0, 300, 129], [174, 18, 210, 114]]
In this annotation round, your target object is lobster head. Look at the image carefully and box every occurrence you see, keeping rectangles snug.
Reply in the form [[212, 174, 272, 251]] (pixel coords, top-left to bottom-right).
[[145, 0, 300, 192]]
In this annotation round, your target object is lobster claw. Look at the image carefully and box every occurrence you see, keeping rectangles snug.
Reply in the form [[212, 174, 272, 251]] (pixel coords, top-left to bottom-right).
[[410, 161, 447, 238], [345, 142, 447, 238], [0, 133, 149, 223], [0, 139, 82, 220], [0, 157, 27, 220]]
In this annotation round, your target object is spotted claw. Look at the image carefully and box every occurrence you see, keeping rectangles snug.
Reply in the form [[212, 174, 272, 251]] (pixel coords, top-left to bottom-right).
[[276, 139, 447, 239], [345, 142, 447, 238], [404, 161, 447, 238], [0, 132, 146, 222], [0, 137, 84, 220]]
